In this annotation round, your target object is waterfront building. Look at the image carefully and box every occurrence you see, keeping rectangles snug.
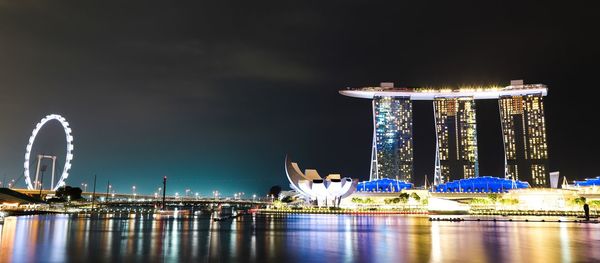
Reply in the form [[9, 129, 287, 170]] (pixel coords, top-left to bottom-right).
[[284, 156, 357, 207], [502, 188, 578, 211], [339, 80, 549, 187], [371, 93, 413, 181], [433, 97, 479, 184], [566, 177, 600, 196], [499, 80, 550, 187]]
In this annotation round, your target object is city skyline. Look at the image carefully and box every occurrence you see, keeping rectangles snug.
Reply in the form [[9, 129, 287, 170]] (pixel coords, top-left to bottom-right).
[[0, 81, 562, 194], [1, 1, 598, 195]]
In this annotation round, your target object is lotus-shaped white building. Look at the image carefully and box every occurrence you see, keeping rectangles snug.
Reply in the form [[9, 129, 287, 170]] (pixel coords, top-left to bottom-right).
[[285, 156, 358, 207]]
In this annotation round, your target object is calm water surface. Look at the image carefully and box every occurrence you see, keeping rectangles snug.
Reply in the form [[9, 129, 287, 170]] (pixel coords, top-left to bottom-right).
[[1, 214, 599, 262]]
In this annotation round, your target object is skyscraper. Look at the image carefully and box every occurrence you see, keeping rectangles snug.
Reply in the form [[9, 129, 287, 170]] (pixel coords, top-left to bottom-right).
[[370, 95, 413, 181], [339, 80, 548, 187], [499, 81, 549, 187], [433, 97, 479, 185]]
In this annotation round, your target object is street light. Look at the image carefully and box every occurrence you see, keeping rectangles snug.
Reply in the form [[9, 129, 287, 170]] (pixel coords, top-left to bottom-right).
[[132, 185, 136, 200]]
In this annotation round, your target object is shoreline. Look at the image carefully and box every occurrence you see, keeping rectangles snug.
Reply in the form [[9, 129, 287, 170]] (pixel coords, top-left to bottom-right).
[[258, 208, 429, 215], [1, 208, 593, 218]]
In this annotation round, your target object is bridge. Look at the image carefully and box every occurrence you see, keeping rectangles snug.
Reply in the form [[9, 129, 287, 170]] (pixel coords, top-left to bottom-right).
[[7, 188, 270, 206]]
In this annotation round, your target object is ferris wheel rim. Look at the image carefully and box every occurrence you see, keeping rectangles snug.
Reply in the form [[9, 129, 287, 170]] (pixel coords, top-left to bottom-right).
[[23, 114, 74, 191]]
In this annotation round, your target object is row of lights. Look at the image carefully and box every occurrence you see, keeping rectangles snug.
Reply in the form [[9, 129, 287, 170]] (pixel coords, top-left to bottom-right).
[[4, 179, 261, 202], [120, 186, 258, 200]]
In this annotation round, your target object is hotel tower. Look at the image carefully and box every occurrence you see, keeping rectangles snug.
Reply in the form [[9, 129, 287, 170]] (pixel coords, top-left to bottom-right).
[[498, 80, 549, 187], [433, 97, 479, 184], [340, 80, 550, 187], [370, 89, 413, 182]]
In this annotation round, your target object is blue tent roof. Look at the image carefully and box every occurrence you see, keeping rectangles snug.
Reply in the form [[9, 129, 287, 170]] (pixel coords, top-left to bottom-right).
[[574, 177, 600, 187], [434, 176, 530, 193], [357, 178, 413, 192]]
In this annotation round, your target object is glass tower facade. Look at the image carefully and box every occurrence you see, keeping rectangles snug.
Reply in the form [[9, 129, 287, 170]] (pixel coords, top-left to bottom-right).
[[499, 94, 549, 187], [369, 96, 413, 182], [433, 97, 479, 185]]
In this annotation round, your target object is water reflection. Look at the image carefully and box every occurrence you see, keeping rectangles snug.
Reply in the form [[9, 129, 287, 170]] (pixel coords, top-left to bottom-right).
[[1, 214, 599, 262]]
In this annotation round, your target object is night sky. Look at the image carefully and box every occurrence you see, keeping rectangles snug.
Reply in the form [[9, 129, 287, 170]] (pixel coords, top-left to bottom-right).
[[0, 1, 597, 196]]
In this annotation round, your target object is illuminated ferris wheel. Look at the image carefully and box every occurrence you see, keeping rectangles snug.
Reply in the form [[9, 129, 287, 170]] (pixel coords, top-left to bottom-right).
[[23, 114, 74, 191]]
